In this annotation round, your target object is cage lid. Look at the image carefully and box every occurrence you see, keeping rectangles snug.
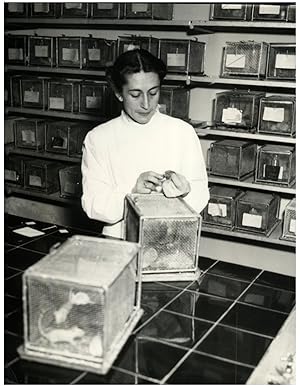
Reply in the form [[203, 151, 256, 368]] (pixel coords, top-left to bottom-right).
[[260, 144, 295, 153], [213, 139, 254, 147], [209, 186, 242, 198], [239, 191, 276, 204], [24, 235, 140, 288]]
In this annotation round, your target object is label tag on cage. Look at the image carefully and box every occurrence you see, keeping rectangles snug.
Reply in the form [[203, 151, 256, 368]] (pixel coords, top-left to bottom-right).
[[88, 48, 101, 61], [29, 175, 42, 187], [21, 129, 36, 144], [64, 182, 77, 194], [132, 3, 149, 12], [62, 48, 79, 62], [242, 213, 262, 228], [221, 4, 242, 9], [97, 3, 114, 10], [262, 107, 284, 122], [275, 54, 296, 69], [86, 96, 101, 109], [225, 54, 246, 68], [35, 45, 49, 58], [167, 53, 186, 67], [8, 48, 24, 61], [124, 43, 140, 51], [34, 3, 50, 13], [24, 90, 40, 103], [49, 97, 65, 110], [208, 203, 227, 217], [65, 2, 82, 9], [289, 219, 296, 233], [8, 3, 24, 12], [259, 5, 280, 15], [159, 104, 167, 114], [222, 107, 242, 123], [5, 169, 17, 181]]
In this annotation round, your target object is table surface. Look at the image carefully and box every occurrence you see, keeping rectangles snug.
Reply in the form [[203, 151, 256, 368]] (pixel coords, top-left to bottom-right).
[[4, 214, 295, 384]]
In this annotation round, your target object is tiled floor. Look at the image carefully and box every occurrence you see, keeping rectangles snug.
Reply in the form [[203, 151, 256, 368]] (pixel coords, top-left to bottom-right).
[[4, 214, 296, 384]]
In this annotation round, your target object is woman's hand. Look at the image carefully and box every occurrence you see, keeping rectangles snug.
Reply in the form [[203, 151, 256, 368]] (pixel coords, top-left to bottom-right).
[[133, 171, 165, 194], [162, 171, 191, 198]]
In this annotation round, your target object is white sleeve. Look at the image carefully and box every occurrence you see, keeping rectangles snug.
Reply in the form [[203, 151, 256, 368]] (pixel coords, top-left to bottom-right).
[[81, 131, 126, 224]]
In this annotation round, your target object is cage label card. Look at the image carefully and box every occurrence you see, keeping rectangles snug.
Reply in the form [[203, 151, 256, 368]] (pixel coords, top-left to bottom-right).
[[97, 3, 114, 10], [35, 45, 49, 58], [259, 5, 280, 15], [242, 213, 262, 229], [49, 97, 65, 110], [275, 54, 296, 70], [21, 129, 36, 143], [24, 90, 40, 103], [221, 4, 242, 9], [167, 53, 186, 67], [65, 2, 82, 9], [29, 175, 42, 187], [8, 48, 24, 61], [289, 219, 296, 234], [8, 3, 24, 12], [225, 54, 246, 68], [13, 226, 45, 237], [34, 3, 50, 13], [88, 48, 101, 61], [263, 107, 285, 123], [222, 107, 242, 124], [124, 43, 140, 51], [86, 96, 101, 109], [131, 3, 149, 13], [4, 169, 17, 182], [62, 48, 79, 62], [208, 203, 227, 217]]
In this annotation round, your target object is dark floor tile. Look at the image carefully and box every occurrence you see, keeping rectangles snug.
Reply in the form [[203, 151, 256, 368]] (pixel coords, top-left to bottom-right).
[[196, 324, 272, 367], [207, 261, 260, 282], [4, 334, 22, 365], [239, 284, 295, 313], [156, 280, 196, 291], [5, 311, 24, 337], [5, 295, 22, 316], [5, 248, 44, 271], [159, 289, 202, 319], [255, 271, 295, 292], [221, 302, 288, 337], [21, 234, 66, 254], [5, 214, 31, 228], [5, 266, 22, 280], [166, 351, 253, 384], [198, 257, 217, 272], [5, 243, 18, 253], [74, 369, 136, 384], [5, 272, 23, 299], [49, 226, 101, 239]]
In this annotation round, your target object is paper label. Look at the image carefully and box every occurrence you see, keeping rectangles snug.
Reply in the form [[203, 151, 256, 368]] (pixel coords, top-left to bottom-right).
[[167, 53, 186, 67], [221, 4, 242, 10], [24, 90, 40, 103], [262, 107, 285, 123], [62, 48, 79, 62], [278, 166, 284, 180], [65, 3, 82, 9], [25, 221, 36, 225], [35, 45, 49, 58], [5, 169, 17, 181], [8, 48, 24, 61], [159, 104, 167, 114], [97, 3, 114, 10], [222, 107, 242, 124], [275, 54, 296, 70], [59, 228, 69, 234], [88, 48, 101, 61], [21, 129, 36, 144], [226, 54, 246, 68], [29, 175, 42, 187], [124, 43, 140, 51], [8, 3, 24, 12], [289, 219, 296, 233], [132, 3, 149, 12], [208, 203, 227, 218], [64, 182, 77, 194], [242, 213, 262, 228], [13, 226, 45, 237], [86, 96, 101, 109], [49, 97, 65, 110], [259, 5, 280, 15], [34, 3, 50, 13]]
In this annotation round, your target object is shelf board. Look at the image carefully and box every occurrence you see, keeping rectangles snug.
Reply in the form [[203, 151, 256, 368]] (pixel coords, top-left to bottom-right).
[[207, 174, 296, 195], [5, 65, 106, 77]]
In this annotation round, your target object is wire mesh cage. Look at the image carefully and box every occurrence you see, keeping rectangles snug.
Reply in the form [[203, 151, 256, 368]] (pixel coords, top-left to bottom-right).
[[79, 81, 107, 114], [221, 41, 269, 79], [251, 4, 289, 21], [235, 191, 280, 236], [24, 159, 62, 193], [210, 4, 252, 20], [29, 2, 59, 17], [125, 193, 202, 282], [90, 3, 124, 18], [124, 3, 173, 19], [5, 155, 27, 186], [57, 37, 83, 68], [21, 77, 48, 110], [18, 235, 143, 375], [208, 139, 257, 180], [5, 2, 28, 17], [159, 86, 190, 120], [267, 43, 296, 80], [258, 95, 295, 137], [82, 37, 116, 69], [117, 35, 159, 57], [202, 186, 244, 230], [214, 90, 265, 131], [29, 36, 56, 67], [60, 2, 89, 17], [14, 118, 46, 151], [48, 79, 79, 112], [159, 39, 206, 75], [59, 165, 82, 199], [5, 35, 27, 65], [255, 144, 296, 187], [281, 198, 296, 242]]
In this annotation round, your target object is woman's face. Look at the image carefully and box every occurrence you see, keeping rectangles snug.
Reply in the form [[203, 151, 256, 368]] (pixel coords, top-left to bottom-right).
[[119, 71, 160, 124]]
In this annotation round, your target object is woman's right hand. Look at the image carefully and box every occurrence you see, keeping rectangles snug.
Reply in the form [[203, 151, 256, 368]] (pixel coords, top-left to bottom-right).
[[132, 171, 164, 194]]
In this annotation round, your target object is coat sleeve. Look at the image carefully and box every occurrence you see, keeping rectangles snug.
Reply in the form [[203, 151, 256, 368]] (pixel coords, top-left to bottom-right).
[[81, 131, 126, 224]]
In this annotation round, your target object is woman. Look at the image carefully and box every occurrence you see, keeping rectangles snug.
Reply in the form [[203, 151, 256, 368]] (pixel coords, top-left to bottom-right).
[[81, 49, 209, 238]]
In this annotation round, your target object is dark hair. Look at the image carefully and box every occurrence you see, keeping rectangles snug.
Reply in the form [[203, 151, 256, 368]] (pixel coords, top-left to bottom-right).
[[106, 49, 167, 93]]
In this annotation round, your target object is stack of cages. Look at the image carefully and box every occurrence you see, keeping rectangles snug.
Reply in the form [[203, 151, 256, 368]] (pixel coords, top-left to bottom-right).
[[82, 37, 116, 69], [24, 159, 62, 193], [117, 35, 159, 57], [235, 191, 280, 236], [90, 3, 124, 18], [202, 186, 244, 230], [57, 37, 83, 68], [258, 95, 296, 137], [5, 155, 29, 187], [79, 80, 107, 115], [159, 85, 190, 120], [5, 2, 28, 17], [267, 43, 296, 81], [251, 3, 290, 21], [48, 79, 79, 112], [208, 139, 257, 180], [5, 35, 27, 65], [60, 2, 89, 17], [21, 77, 49, 110], [123, 3, 173, 19], [18, 236, 143, 375], [14, 118, 46, 151], [210, 3, 253, 20], [281, 198, 296, 242], [59, 165, 82, 199], [255, 144, 296, 187], [159, 39, 206, 75], [125, 193, 202, 282], [221, 41, 269, 79], [29, 2, 60, 17], [28, 36, 56, 67], [213, 90, 265, 132]]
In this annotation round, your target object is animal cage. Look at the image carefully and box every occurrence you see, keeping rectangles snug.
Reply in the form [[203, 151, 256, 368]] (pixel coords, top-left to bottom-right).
[[6, 35, 27, 65], [125, 193, 202, 282], [29, 36, 56, 67], [117, 35, 159, 57], [124, 3, 173, 20], [57, 37, 83, 68], [14, 118, 46, 151], [30, 2, 59, 17], [60, 2, 89, 17], [267, 43, 296, 81], [82, 37, 116, 69], [21, 77, 48, 110], [5, 155, 28, 186], [79, 81, 107, 114], [251, 4, 289, 21], [159, 86, 190, 120], [59, 165, 82, 199], [24, 159, 62, 194], [281, 198, 296, 242], [210, 4, 252, 20], [18, 235, 143, 375], [48, 79, 79, 112], [90, 3, 124, 18]]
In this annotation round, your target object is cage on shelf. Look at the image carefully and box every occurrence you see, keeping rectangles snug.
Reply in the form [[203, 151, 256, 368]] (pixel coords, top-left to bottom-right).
[[258, 95, 295, 137], [60, 2, 89, 17], [213, 90, 265, 132], [267, 43, 296, 81], [159, 39, 206, 75], [287, 5, 296, 22], [235, 191, 280, 236], [124, 3, 173, 19], [117, 35, 159, 57], [251, 4, 289, 21], [29, 36, 56, 67], [24, 159, 62, 194], [48, 79, 80, 112], [59, 165, 82, 199], [82, 37, 116, 69], [21, 77, 49, 110], [79, 81, 107, 114], [30, 3, 59, 17], [159, 86, 190, 120], [57, 37, 83, 68], [14, 118, 46, 151], [221, 41, 269, 79], [255, 145, 296, 187], [90, 3, 124, 18], [5, 2, 28, 17], [5, 35, 27, 65], [281, 198, 296, 242], [208, 139, 257, 180], [202, 186, 244, 230], [18, 235, 143, 375], [125, 193, 202, 282], [5, 155, 29, 186], [9, 75, 22, 107], [210, 4, 252, 20]]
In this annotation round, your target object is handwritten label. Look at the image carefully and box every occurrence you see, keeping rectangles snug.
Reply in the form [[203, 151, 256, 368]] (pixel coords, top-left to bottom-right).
[[29, 175, 42, 187], [62, 48, 79, 62], [49, 97, 65, 110], [131, 3, 149, 12], [97, 3, 114, 10], [88, 48, 101, 61], [86, 96, 101, 109], [226, 54, 246, 68], [262, 107, 284, 122], [221, 4, 242, 10], [35, 45, 49, 58], [208, 203, 227, 217], [259, 5, 280, 15], [21, 129, 36, 144], [124, 43, 140, 51], [242, 213, 262, 228], [8, 48, 24, 61], [289, 219, 296, 233], [167, 53, 186, 67], [222, 107, 242, 124], [34, 3, 50, 13], [275, 54, 296, 70], [5, 169, 17, 181], [8, 3, 24, 12], [24, 90, 40, 103], [65, 3, 82, 9]]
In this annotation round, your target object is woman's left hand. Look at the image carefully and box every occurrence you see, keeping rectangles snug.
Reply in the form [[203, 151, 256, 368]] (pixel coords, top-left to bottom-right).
[[162, 171, 191, 198]]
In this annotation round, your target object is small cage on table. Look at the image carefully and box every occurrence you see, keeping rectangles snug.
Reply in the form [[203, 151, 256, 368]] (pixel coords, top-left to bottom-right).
[[125, 194, 202, 282], [267, 43, 296, 81], [281, 198, 296, 242], [18, 235, 143, 375]]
